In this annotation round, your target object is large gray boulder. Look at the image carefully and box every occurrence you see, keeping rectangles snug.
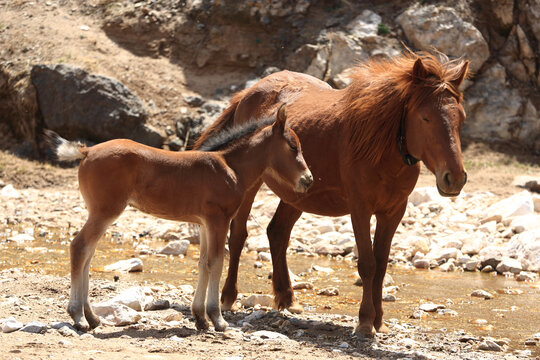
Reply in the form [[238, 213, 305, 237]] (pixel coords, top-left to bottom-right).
[[463, 63, 539, 147], [31, 64, 164, 147], [396, 5, 489, 73]]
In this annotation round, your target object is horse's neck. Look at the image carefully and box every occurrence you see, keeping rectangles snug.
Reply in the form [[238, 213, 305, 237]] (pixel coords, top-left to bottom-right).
[[221, 136, 269, 190]]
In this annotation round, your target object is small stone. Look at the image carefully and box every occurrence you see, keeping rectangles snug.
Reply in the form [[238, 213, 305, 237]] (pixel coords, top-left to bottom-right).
[[110, 286, 154, 311], [93, 303, 142, 326], [382, 294, 396, 302], [471, 289, 493, 300], [419, 303, 445, 312], [177, 284, 194, 295], [317, 287, 339, 296], [241, 294, 273, 308], [411, 310, 428, 319], [57, 325, 78, 337], [292, 281, 313, 290], [414, 258, 430, 269], [145, 299, 170, 311], [251, 330, 289, 340], [516, 272, 538, 282], [257, 252, 272, 262], [496, 258, 522, 274], [478, 340, 503, 351], [437, 309, 458, 317], [481, 265, 495, 273], [59, 339, 73, 346], [7, 233, 35, 243], [0, 184, 22, 199], [439, 261, 455, 272], [311, 265, 334, 274], [79, 25, 89, 31], [159, 240, 190, 256], [1, 317, 23, 333], [253, 261, 263, 269], [104, 258, 143, 272], [20, 321, 48, 334], [465, 260, 480, 271], [524, 339, 537, 346], [163, 312, 183, 322]]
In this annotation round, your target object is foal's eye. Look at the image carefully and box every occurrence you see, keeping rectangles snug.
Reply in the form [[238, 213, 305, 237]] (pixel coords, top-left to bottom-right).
[[289, 144, 298, 152], [423, 117, 430, 123]]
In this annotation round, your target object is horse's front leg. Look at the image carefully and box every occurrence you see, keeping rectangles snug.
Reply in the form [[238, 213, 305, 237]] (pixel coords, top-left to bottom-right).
[[205, 218, 230, 331], [221, 181, 262, 311], [267, 201, 303, 313], [192, 226, 210, 330], [372, 202, 407, 333], [349, 203, 376, 338]]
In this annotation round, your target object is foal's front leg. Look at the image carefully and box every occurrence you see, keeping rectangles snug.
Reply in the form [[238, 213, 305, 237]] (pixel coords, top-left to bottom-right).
[[192, 226, 210, 330], [205, 219, 229, 331]]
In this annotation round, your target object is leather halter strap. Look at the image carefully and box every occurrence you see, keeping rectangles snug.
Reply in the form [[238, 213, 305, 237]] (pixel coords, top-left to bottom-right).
[[396, 107, 419, 166]]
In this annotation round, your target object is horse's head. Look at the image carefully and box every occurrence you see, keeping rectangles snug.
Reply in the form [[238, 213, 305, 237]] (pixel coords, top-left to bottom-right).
[[266, 104, 313, 193], [405, 57, 469, 197]]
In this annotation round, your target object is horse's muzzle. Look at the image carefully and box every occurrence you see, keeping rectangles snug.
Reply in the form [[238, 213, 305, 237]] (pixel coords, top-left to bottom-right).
[[296, 171, 313, 193], [436, 170, 467, 197]]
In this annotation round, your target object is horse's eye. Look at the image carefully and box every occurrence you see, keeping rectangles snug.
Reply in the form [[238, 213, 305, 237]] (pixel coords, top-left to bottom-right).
[[423, 117, 430, 122], [289, 144, 298, 152]]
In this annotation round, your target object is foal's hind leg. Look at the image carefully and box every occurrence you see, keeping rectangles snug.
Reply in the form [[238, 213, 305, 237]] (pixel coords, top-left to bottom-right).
[[267, 201, 303, 313], [221, 182, 261, 311], [192, 226, 210, 330], [68, 215, 115, 331]]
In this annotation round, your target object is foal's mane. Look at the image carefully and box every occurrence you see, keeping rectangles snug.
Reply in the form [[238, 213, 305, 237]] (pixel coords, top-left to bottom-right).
[[197, 116, 275, 152], [341, 51, 467, 165]]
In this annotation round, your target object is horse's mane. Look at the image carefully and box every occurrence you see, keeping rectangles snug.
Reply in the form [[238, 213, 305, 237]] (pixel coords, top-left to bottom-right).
[[341, 51, 467, 165], [197, 115, 274, 152]]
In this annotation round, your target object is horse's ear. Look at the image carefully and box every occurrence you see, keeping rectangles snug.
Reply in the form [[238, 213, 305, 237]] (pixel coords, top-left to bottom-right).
[[451, 60, 469, 88], [412, 58, 429, 83], [273, 103, 288, 134]]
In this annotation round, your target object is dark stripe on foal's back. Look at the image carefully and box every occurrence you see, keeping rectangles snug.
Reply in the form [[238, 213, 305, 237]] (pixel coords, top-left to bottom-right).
[[197, 116, 275, 152]]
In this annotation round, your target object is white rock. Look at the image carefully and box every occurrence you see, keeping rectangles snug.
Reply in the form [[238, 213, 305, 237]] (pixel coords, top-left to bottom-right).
[[242, 310, 266, 324], [483, 191, 534, 222], [479, 221, 497, 234], [461, 232, 488, 255], [439, 261, 455, 272], [426, 247, 461, 261], [7, 233, 35, 243], [241, 294, 273, 308], [93, 303, 142, 326], [312, 242, 345, 256], [251, 330, 289, 340], [177, 284, 194, 295], [471, 289, 493, 299], [311, 265, 334, 274], [346, 10, 381, 42], [478, 340, 503, 352], [257, 252, 272, 262], [510, 214, 540, 233], [246, 235, 269, 252], [397, 4, 489, 72], [465, 260, 480, 271], [159, 240, 190, 256], [1, 317, 23, 333], [505, 230, 540, 272], [316, 221, 335, 234], [0, 184, 22, 199], [419, 303, 445, 312], [408, 187, 443, 206], [317, 287, 339, 296], [104, 258, 143, 272], [533, 194, 540, 212], [110, 287, 154, 311], [496, 258, 522, 274], [413, 258, 430, 269]]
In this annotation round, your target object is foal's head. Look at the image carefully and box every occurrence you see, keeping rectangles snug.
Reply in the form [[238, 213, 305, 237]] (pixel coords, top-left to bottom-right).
[[404, 56, 469, 196], [265, 104, 313, 193]]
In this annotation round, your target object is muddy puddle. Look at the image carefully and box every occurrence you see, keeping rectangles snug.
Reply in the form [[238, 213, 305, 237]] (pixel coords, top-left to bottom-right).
[[1, 225, 539, 354]]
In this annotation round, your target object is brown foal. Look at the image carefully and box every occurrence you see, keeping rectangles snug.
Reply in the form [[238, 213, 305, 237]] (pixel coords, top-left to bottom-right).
[[49, 105, 312, 332]]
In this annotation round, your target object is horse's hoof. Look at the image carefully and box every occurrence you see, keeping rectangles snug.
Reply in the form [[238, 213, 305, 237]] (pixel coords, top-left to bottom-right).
[[86, 315, 101, 330], [287, 302, 304, 314], [73, 320, 90, 332], [353, 324, 376, 339], [375, 323, 389, 334], [221, 301, 239, 312]]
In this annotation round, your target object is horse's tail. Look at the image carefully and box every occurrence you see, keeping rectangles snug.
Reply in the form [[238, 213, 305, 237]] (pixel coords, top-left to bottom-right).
[[192, 91, 244, 150], [43, 129, 87, 161]]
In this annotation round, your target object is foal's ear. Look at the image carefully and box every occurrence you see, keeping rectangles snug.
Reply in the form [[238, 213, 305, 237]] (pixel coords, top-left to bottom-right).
[[450, 60, 469, 89], [412, 58, 429, 83], [273, 103, 288, 134]]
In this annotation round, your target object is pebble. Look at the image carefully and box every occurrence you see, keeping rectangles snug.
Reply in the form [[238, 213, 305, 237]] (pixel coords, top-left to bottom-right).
[[411, 310, 428, 319], [317, 287, 339, 296], [93, 303, 142, 326], [515, 271, 537, 282], [413, 258, 430, 269], [241, 294, 273, 308], [1, 317, 23, 333], [159, 240, 190, 256], [257, 252, 272, 262], [0, 184, 22, 198], [251, 330, 289, 340], [478, 340, 503, 351], [471, 289, 493, 300], [104, 258, 143, 272], [382, 294, 396, 302], [419, 303, 445, 312], [292, 281, 313, 290], [57, 325, 78, 337], [311, 265, 334, 274], [495, 258, 522, 274], [20, 321, 48, 334]]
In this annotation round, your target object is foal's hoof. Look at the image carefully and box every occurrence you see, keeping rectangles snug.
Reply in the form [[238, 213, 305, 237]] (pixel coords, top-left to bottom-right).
[[287, 301, 304, 314], [353, 324, 376, 339], [73, 320, 90, 332], [213, 319, 229, 332], [195, 318, 210, 331]]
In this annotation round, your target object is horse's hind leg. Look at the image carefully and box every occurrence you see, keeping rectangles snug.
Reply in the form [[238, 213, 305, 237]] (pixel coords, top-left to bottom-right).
[[221, 181, 262, 311], [192, 226, 210, 330], [267, 201, 303, 313], [68, 214, 117, 331]]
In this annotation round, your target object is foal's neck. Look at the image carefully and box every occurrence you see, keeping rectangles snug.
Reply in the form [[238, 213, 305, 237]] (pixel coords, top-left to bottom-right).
[[220, 132, 271, 190]]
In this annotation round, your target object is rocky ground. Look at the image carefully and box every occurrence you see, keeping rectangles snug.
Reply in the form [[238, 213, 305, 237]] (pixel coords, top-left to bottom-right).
[[1, 147, 540, 359]]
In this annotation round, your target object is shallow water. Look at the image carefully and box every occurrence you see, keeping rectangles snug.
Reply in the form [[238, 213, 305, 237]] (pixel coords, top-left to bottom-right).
[[1, 226, 539, 355]]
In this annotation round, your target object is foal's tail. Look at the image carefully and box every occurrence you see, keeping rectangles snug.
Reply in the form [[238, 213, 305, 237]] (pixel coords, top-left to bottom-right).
[[43, 129, 87, 161], [192, 91, 244, 150]]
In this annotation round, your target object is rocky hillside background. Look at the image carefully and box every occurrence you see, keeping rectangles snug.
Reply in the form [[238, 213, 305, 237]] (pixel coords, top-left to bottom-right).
[[0, 0, 539, 158]]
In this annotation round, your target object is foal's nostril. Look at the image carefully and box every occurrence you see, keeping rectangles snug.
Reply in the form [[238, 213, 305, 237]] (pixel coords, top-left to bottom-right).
[[301, 173, 313, 188]]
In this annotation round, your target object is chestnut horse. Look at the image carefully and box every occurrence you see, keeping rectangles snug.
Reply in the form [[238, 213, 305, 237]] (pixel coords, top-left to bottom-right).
[[194, 52, 469, 337], [48, 105, 312, 332]]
